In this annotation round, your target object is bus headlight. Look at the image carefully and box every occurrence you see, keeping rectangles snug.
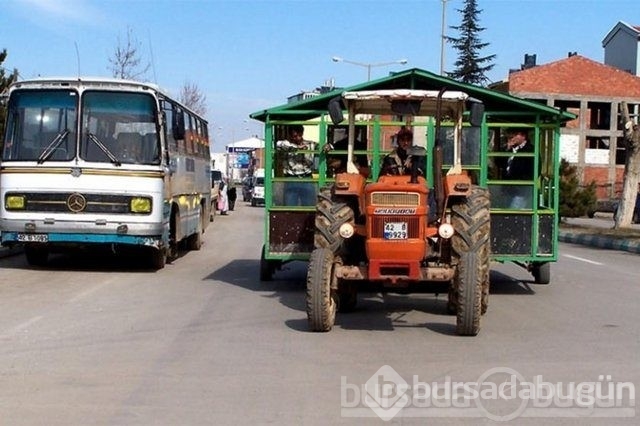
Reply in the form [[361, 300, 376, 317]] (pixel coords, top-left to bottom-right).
[[6, 194, 26, 210], [130, 197, 152, 213]]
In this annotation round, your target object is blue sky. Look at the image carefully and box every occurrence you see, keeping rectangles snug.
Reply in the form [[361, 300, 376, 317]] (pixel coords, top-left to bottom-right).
[[1, 0, 637, 152]]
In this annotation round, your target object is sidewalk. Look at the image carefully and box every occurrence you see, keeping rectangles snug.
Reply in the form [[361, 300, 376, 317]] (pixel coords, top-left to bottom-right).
[[558, 213, 640, 254]]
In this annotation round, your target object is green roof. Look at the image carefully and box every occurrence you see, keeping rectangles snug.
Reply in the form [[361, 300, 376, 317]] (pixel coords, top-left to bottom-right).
[[250, 68, 576, 122]]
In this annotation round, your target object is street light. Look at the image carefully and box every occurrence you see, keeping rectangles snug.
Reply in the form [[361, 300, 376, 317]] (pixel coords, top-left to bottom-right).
[[331, 56, 408, 81]]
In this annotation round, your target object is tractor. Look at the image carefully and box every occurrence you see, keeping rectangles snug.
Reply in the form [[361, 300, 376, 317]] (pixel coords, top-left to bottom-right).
[[306, 89, 490, 336]]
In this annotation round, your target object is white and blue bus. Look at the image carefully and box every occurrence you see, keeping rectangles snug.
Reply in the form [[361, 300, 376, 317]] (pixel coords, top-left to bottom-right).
[[0, 78, 211, 269]]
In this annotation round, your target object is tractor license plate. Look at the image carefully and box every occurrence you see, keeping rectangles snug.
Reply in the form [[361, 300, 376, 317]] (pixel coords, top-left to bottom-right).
[[383, 222, 408, 240], [17, 233, 48, 243]]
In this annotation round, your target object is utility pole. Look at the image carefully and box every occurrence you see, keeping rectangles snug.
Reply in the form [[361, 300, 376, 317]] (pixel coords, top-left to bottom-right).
[[440, 0, 448, 75]]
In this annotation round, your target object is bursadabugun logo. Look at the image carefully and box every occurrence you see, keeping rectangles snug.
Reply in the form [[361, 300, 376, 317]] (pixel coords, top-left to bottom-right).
[[341, 365, 636, 421]]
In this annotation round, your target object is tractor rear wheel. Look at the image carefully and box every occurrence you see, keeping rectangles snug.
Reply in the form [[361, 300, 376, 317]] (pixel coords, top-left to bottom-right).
[[314, 187, 354, 252], [306, 248, 337, 332], [450, 186, 491, 335]]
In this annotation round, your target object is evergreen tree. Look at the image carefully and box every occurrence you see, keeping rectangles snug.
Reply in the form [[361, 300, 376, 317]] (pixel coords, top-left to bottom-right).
[[1, 49, 19, 146], [559, 159, 597, 218], [446, 0, 496, 86]]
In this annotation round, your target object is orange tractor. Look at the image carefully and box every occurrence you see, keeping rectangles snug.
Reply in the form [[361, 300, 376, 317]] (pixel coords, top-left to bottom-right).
[[306, 89, 490, 335]]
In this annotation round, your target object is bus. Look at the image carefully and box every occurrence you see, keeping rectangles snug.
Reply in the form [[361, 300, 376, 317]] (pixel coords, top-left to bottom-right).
[[0, 77, 212, 269]]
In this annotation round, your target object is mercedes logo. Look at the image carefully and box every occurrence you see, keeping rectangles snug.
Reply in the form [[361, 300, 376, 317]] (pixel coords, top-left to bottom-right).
[[67, 193, 87, 213]]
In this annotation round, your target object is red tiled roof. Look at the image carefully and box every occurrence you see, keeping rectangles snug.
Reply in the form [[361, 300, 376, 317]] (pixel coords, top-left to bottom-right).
[[508, 55, 640, 97]]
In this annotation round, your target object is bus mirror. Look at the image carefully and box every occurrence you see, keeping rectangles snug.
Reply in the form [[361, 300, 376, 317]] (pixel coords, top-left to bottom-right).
[[467, 101, 484, 127], [328, 97, 344, 124], [391, 100, 422, 116], [172, 110, 185, 140]]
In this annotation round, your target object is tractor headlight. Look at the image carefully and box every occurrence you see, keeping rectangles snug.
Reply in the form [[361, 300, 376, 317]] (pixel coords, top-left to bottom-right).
[[130, 197, 152, 213], [438, 223, 454, 239], [339, 223, 355, 239], [5, 194, 26, 210]]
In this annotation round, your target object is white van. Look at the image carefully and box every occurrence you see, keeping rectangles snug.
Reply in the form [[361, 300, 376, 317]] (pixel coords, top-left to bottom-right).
[[251, 168, 265, 207]]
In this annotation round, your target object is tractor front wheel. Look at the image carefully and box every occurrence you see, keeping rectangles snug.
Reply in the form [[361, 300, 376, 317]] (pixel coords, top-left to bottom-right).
[[306, 248, 337, 332], [454, 252, 483, 336]]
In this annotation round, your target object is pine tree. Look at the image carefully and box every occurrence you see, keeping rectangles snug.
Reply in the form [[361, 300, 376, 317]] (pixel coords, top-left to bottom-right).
[[446, 0, 496, 86], [1, 49, 19, 146]]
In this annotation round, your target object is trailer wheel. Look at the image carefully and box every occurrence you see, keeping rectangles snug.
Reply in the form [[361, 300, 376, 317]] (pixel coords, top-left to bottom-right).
[[259, 244, 275, 281], [306, 248, 337, 332], [532, 262, 550, 284], [314, 187, 354, 252], [25, 245, 49, 267], [450, 186, 491, 334]]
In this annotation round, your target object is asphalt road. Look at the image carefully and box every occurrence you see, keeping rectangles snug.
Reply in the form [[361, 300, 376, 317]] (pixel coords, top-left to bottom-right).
[[0, 201, 638, 425]]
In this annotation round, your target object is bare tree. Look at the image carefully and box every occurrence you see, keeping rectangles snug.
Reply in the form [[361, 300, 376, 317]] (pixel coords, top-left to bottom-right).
[[108, 27, 150, 80], [179, 81, 207, 116], [614, 101, 640, 229]]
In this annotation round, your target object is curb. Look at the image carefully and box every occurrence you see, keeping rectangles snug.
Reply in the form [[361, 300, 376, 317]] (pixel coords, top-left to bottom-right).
[[558, 231, 640, 254]]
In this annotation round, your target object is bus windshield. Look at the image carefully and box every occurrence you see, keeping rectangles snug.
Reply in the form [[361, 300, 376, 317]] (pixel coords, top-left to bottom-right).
[[81, 91, 160, 165], [2, 89, 77, 162]]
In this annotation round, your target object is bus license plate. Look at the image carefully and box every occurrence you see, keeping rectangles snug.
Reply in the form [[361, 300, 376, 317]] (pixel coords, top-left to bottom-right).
[[383, 222, 408, 240], [17, 233, 48, 243]]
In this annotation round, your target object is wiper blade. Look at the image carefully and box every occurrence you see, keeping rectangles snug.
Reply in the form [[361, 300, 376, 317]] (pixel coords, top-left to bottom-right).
[[87, 133, 121, 166], [37, 129, 70, 164]]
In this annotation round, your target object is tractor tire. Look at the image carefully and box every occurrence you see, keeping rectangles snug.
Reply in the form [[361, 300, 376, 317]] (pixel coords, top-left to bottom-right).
[[306, 248, 337, 332], [450, 186, 491, 333], [455, 252, 483, 336], [532, 262, 551, 284], [314, 187, 354, 252]]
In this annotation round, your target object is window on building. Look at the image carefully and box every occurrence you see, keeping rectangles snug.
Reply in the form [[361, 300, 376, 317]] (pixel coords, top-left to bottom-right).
[[615, 137, 626, 165], [553, 99, 580, 129], [617, 103, 640, 130], [587, 102, 611, 130], [586, 136, 609, 150]]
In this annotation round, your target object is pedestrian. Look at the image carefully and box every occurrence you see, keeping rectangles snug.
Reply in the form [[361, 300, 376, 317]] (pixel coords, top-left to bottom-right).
[[218, 177, 229, 215], [227, 185, 237, 211]]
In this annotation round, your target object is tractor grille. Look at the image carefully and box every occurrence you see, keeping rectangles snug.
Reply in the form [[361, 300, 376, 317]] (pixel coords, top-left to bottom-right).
[[371, 216, 421, 239], [370, 192, 420, 206]]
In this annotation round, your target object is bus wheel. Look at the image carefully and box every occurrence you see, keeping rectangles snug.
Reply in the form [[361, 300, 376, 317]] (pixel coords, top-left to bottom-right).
[[25, 245, 49, 267], [149, 247, 166, 270], [187, 206, 204, 251]]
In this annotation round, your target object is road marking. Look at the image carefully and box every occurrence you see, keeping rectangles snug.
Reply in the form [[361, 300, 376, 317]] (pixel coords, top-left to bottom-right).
[[0, 315, 43, 339], [563, 254, 603, 265]]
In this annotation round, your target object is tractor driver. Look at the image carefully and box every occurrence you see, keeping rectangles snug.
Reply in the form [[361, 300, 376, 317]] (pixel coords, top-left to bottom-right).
[[381, 126, 424, 176]]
